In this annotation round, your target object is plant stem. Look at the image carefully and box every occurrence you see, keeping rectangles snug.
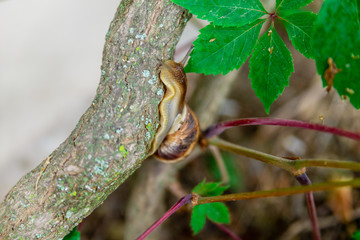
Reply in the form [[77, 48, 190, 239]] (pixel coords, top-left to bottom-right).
[[209, 145, 229, 184], [195, 178, 360, 204], [293, 159, 360, 171], [209, 138, 360, 173], [296, 173, 321, 240], [210, 138, 297, 172], [138, 179, 360, 239], [136, 194, 192, 240], [214, 223, 242, 240], [203, 118, 360, 141]]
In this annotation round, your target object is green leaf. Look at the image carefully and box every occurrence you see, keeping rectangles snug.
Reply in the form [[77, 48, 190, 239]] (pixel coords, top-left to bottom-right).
[[280, 11, 317, 58], [193, 180, 229, 197], [275, 0, 313, 12], [190, 204, 207, 234], [191, 203, 230, 235], [249, 25, 294, 114], [353, 230, 360, 240], [191, 180, 231, 234], [205, 202, 231, 224], [185, 20, 264, 75], [171, 0, 266, 27], [63, 227, 80, 240], [312, 0, 360, 109]]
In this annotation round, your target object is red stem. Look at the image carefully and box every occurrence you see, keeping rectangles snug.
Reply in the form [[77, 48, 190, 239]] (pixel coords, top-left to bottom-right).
[[203, 118, 360, 141], [136, 194, 192, 240], [214, 223, 242, 240], [296, 174, 321, 240], [306, 192, 321, 240]]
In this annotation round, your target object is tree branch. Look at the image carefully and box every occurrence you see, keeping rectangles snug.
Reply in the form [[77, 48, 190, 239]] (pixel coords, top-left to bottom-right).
[[0, 0, 190, 238]]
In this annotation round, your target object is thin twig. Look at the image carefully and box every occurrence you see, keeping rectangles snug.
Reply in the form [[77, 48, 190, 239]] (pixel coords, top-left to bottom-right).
[[295, 173, 321, 240], [209, 145, 229, 184], [214, 222, 242, 240], [136, 194, 192, 240], [195, 178, 360, 204], [280, 208, 360, 240], [138, 179, 360, 240], [204, 118, 360, 141], [209, 138, 360, 173]]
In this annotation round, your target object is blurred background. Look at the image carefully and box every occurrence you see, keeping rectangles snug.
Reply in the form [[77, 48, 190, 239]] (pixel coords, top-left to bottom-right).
[[1, 0, 360, 239], [0, 0, 119, 198]]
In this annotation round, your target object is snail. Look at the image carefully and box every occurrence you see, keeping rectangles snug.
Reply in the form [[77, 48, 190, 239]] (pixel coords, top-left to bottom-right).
[[149, 51, 200, 162]]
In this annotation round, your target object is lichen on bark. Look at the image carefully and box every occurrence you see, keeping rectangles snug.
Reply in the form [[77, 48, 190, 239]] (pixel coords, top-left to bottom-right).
[[0, 0, 190, 239]]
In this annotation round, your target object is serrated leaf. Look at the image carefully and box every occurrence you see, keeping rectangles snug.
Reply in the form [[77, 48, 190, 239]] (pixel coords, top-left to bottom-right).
[[191, 204, 207, 234], [205, 202, 231, 224], [193, 180, 229, 196], [171, 0, 266, 27], [275, 0, 313, 12], [63, 227, 80, 240], [185, 20, 264, 75], [312, 0, 360, 109], [191, 180, 231, 234], [249, 25, 294, 114], [191, 203, 230, 235], [280, 11, 317, 58]]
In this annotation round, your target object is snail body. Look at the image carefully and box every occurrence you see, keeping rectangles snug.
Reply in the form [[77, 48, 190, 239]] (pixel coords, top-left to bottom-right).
[[149, 59, 200, 162]]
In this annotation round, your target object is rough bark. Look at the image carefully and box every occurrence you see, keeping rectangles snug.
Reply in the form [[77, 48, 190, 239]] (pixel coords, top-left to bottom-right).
[[0, 0, 189, 239]]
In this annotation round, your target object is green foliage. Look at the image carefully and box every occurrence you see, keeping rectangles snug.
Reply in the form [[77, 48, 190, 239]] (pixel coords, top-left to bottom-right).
[[193, 179, 229, 196], [190, 203, 207, 234], [171, 0, 266, 27], [185, 21, 264, 75], [172, 0, 318, 113], [249, 24, 294, 113], [174, 0, 360, 111], [312, 0, 360, 109], [63, 227, 80, 240], [353, 230, 360, 240], [191, 203, 231, 234], [191, 180, 230, 234], [275, 0, 312, 13], [280, 12, 317, 58]]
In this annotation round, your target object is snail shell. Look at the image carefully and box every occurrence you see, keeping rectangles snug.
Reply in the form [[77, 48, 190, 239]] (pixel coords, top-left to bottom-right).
[[155, 104, 199, 161], [149, 60, 200, 162]]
